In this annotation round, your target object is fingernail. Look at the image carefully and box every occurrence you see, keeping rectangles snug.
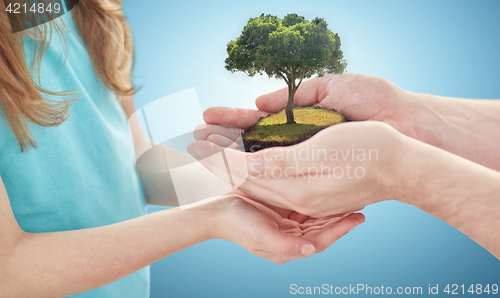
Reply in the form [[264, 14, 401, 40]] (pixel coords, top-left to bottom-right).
[[300, 244, 315, 257], [247, 155, 263, 177]]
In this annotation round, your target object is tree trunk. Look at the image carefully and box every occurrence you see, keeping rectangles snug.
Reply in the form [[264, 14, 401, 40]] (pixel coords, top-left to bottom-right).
[[286, 84, 296, 124]]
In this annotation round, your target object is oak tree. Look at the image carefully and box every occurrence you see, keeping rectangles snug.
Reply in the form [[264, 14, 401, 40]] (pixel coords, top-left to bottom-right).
[[225, 13, 347, 124]]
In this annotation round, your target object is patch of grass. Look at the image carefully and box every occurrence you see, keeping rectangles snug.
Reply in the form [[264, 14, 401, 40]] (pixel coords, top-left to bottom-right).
[[256, 106, 346, 126], [242, 106, 347, 151]]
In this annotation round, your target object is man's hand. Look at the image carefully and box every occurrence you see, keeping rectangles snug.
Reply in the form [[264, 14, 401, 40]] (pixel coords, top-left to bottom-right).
[[203, 72, 417, 137], [203, 72, 500, 171], [190, 121, 406, 217]]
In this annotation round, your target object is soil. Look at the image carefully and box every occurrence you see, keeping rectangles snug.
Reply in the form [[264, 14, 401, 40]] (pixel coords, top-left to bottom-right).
[[241, 106, 349, 152]]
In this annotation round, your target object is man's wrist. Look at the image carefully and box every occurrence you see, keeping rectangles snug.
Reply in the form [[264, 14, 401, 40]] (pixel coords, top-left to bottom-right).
[[395, 136, 499, 225], [396, 137, 500, 258], [402, 91, 500, 171], [398, 90, 441, 146], [393, 136, 450, 210]]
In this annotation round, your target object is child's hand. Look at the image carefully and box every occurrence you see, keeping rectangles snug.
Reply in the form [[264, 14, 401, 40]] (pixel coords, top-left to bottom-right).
[[213, 195, 364, 264]]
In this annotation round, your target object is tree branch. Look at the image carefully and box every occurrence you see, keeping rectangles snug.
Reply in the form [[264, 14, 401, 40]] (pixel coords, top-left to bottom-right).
[[294, 69, 305, 90], [276, 71, 290, 85], [296, 76, 304, 90], [284, 67, 293, 79]]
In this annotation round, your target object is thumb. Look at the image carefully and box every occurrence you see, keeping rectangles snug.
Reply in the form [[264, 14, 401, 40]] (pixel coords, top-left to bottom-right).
[[280, 236, 316, 261], [272, 235, 317, 263], [255, 87, 289, 113], [256, 77, 323, 112]]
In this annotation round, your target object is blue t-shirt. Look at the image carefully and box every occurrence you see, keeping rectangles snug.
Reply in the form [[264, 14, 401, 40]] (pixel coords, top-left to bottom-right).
[[0, 12, 149, 298]]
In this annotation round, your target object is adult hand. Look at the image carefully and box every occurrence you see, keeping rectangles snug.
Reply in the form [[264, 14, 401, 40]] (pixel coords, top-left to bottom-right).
[[190, 121, 406, 217], [213, 194, 364, 264], [203, 72, 500, 172], [202, 72, 418, 138]]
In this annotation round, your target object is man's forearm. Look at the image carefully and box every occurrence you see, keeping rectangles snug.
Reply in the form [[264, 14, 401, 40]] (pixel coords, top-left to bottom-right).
[[407, 92, 500, 170], [1, 200, 224, 297], [399, 137, 500, 259]]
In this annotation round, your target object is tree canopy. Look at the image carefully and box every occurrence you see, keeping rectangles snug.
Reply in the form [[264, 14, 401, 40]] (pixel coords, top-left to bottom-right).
[[225, 13, 347, 123], [226, 13, 346, 82]]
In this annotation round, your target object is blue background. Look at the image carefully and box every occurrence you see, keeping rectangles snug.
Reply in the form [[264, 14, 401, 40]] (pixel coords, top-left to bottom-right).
[[122, 0, 500, 297]]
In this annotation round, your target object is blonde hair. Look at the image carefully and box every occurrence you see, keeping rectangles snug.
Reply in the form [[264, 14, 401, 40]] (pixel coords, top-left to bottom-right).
[[0, 0, 134, 151]]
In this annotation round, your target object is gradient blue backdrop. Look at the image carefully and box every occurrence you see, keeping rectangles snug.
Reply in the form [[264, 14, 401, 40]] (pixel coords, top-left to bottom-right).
[[122, 0, 500, 297]]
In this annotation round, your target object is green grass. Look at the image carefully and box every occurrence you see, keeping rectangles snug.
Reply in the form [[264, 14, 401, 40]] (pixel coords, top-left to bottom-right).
[[242, 107, 347, 150]]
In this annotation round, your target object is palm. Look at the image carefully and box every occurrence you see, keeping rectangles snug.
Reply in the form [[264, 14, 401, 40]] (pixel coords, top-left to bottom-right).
[[223, 197, 361, 264]]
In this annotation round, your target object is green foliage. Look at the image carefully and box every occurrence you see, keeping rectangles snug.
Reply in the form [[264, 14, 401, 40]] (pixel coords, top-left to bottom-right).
[[225, 13, 347, 81]]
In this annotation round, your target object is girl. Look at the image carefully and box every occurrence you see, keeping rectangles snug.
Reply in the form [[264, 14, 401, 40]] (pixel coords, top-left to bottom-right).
[[0, 1, 362, 297]]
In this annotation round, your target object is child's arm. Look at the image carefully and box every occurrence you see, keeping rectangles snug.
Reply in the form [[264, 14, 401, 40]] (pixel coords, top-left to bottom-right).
[[0, 175, 360, 297]]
